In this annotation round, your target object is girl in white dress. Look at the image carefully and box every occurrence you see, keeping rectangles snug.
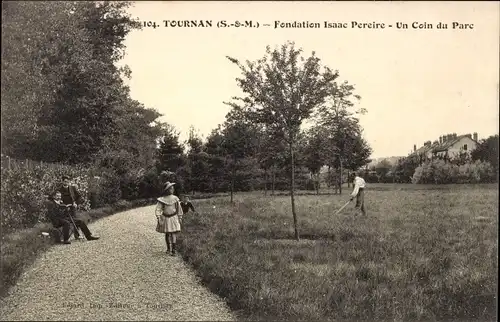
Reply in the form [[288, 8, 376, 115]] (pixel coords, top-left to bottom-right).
[[155, 182, 183, 255]]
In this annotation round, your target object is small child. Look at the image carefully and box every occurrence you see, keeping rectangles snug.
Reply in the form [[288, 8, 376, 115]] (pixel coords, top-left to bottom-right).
[[155, 182, 183, 256], [180, 195, 197, 215]]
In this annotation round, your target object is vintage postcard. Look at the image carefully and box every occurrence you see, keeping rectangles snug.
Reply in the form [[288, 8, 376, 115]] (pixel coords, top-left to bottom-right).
[[1, 1, 498, 321]]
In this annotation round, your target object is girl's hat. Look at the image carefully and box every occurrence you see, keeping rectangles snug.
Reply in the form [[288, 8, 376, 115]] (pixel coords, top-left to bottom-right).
[[164, 181, 176, 191]]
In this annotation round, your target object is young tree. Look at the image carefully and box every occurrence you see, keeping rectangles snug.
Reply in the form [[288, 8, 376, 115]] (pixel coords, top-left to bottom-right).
[[315, 81, 370, 193], [220, 109, 261, 202], [157, 124, 185, 173], [205, 127, 229, 193], [300, 128, 326, 194], [254, 123, 288, 196], [225, 41, 338, 240], [186, 127, 210, 193]]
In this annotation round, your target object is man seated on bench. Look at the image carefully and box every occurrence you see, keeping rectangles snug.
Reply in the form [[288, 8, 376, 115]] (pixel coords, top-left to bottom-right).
[[47, 192, 99, 244]]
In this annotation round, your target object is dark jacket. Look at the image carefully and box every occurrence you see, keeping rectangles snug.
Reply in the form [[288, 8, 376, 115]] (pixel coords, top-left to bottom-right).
[[46, 199, 71, 225], [180, 201, 195, 214], [57, 185, 82, 205]]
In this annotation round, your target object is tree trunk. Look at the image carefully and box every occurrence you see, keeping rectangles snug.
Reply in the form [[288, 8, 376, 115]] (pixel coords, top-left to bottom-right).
[[327, 166, 331, 188], [290, 141, 299, 241], [272, 169, 276, 195], [264, 170, 268, 196], [347, 170, 350, 188], [339, 159, 343, 195], [315, 173, 320, 195], [230, 165, 235, 203]]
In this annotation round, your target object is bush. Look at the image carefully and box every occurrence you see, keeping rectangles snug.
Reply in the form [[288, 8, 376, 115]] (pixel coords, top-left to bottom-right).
[[365, 173, 379, 183], [1, 155, 162, 234], [412, 159, 495, 184], [89, 171, 122, 208], [120, 171, 141, 200], [1, 162, 91, 233], [138, 167, 163, 198], [303, 178, 317, 191]]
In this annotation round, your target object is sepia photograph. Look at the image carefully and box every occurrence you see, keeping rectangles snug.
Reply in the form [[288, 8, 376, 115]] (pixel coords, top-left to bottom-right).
[[1, 1, 498, 321]]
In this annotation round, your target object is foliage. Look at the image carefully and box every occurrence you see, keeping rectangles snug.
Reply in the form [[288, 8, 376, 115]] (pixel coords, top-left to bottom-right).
[[2, 1, 88, 159], [299, 128, 325, 192], [412, 159, 495, 184], [156, 124, 185, 173], [1, 1, 150, 164], [182, 127, 209, 193], [219, 109, 262, 200], [225, 41, 339, 240], [91, 171, 123, 205], [225, 42, 338, 144], [137, 166, 163, 198], [393, 156, 416, 183], [371, 159, 394, 183], [471, 135, 498, 179], [1, 161, 91, 232], [315, 81, 371, 171]]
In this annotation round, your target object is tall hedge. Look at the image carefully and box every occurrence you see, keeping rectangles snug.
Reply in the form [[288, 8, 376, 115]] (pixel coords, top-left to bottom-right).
[[1, 163, 91, 233]]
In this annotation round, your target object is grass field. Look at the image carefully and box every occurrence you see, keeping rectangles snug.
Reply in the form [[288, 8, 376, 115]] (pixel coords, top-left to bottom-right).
[[178, 184, 498, 321]]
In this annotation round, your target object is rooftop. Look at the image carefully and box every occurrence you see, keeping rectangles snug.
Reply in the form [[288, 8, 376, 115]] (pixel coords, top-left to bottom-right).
[[411, 132, 478, 155]]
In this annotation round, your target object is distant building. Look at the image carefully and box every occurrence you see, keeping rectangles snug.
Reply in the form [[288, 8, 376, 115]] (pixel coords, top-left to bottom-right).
[[410, 132, 479, 160]]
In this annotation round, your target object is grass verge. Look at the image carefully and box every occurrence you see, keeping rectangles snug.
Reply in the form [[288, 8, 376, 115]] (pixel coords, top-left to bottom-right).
[[178, 186, 498, 321]]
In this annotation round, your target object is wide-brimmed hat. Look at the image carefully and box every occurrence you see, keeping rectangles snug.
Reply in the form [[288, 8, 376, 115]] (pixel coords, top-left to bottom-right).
[[163, 181, 176, 191]]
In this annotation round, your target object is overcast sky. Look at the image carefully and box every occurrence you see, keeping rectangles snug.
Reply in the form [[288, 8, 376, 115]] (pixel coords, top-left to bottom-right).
[[119, 1, 499, 158]]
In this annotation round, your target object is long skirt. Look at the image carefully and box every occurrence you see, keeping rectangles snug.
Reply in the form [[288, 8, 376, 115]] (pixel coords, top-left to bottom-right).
[[158, 215, 181, 233]]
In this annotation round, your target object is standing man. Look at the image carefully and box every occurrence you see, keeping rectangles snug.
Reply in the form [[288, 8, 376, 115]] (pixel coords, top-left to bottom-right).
[[349, 171, 367, 216], [57, 175, 99, 240]]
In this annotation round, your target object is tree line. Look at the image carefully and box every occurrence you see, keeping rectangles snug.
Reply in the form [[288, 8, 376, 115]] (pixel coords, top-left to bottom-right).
[[156, 44, 372, 194], [2, 2, 369, 240], [158, 43, 372, 240]]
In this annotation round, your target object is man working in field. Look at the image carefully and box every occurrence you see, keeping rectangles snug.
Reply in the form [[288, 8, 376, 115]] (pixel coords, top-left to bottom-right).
[[349, 172, 367, 216]]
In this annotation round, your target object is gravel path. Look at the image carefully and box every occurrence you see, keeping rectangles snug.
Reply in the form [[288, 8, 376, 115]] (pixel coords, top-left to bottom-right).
[[0, 205, 237, 321]]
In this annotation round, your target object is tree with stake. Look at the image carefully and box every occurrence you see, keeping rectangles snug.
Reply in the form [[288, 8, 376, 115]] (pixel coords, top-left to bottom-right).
[[255, 124, 288, 196], [300, 127, 326, 194], [220, 109, 260, 203], [225, 41, 338, 240]]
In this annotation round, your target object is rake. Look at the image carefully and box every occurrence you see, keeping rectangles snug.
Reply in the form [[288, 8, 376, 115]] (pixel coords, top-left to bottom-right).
[[333, 200, 351, 216]]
